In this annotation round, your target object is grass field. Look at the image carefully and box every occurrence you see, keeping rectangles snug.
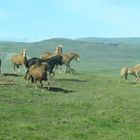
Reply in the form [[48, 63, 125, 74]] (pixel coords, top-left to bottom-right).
[[0, 71, 140, 140], [0, 38, 140, 139]]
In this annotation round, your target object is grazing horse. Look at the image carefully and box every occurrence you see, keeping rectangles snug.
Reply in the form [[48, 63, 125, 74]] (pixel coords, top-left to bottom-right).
[[61, 52, 80, 73]]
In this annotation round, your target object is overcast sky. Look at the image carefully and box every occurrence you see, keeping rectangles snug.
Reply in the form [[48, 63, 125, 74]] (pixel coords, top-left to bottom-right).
[[0, 0, 140, 41]]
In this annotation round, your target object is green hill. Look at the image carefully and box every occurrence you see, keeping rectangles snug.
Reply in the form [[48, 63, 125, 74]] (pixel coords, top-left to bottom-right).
[[0, 37, 140, 74], [77, 37, 140, 44]]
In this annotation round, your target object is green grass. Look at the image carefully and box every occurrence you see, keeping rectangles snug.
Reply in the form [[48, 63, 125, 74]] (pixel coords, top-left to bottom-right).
[[0, 38, 140, 139], [0, 71, 140, 140]]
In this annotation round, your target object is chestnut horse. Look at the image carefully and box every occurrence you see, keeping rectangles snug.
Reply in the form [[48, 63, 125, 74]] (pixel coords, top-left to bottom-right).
[[40, 51, 80, 73], [61, 52, 80, 73]]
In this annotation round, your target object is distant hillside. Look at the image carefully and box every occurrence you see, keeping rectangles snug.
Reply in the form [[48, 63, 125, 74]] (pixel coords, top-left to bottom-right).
[[77, 37, 140, 44], [1, 37, 140, 73]]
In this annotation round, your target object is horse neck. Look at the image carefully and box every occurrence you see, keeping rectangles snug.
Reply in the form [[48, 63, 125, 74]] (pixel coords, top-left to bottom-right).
[[24, 55, 28, 63], [20, 51, 27, 64], [70, 53, 77, 60], [55, 47, 62, 55], [21, 50, 27, 58]]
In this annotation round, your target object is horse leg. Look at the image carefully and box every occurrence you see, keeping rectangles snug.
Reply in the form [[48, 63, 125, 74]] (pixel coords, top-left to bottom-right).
[[70, 68, 76, 74], [64, 63, 70, 73], [119, 73, 129, 83], [26, 75, 31, 87], [23, 64, 27, 73], [24, 69, 29, 79], [58, 65, 63, 73], [133, 73, 139, 83], [48, 72, 55, 81], [54, 64, 58, 71], [68, 64, 75, 74], [13, 64, 16, 73], [16, 65, 20, 73], [40, 80, 43, 88], [34, 80, 38, 89], [64, 67, 68, 73], [0, 65, 1, 75], [47, 80, 50, 90]]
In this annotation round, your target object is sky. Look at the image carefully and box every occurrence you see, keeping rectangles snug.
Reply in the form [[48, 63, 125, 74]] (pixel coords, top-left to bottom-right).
[[0, 0, 140, 41]]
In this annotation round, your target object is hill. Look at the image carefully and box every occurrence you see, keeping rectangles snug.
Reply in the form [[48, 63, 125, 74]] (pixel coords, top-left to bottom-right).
[[1, 37, 140, 74], [77, 37, 140, 44]]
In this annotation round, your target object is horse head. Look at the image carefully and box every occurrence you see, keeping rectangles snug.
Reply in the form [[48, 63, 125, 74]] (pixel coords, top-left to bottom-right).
[[74, 53, 80, 62], [20, 49, 27, 57]]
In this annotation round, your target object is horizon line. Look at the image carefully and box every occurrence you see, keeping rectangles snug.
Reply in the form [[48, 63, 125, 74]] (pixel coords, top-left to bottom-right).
[[1, 36, 140, 43]]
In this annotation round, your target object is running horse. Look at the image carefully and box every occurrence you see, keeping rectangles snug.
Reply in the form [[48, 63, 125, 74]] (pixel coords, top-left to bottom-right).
[[40, 45, 63, 61], [61, 52, 80, 73]]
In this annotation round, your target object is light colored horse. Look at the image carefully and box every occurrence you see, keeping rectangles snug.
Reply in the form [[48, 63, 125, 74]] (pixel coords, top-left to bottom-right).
[[119, 64, 140, 83], [11, 49, 27, 73], [61, 52, 80, 73], [55, 44, 63, 55], [40, 45, 63, 61]]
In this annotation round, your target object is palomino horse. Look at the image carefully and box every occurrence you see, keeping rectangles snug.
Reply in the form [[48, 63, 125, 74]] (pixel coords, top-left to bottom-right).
[[55, 45, 63, 55], [11, 49, 27, 73], [40, 45, 63, 61], [61, 52, 80, 73]]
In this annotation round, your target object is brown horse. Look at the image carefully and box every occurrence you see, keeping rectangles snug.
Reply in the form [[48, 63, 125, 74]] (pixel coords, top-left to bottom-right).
[[40, 51, 54, 60], [40, 43, 80, 73], [61, 52, 80, 73]]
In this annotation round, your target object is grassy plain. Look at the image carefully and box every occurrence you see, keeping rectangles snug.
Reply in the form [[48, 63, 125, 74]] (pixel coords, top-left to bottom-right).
[[0, 38, 140, 139], [0, 71, 140, 140]]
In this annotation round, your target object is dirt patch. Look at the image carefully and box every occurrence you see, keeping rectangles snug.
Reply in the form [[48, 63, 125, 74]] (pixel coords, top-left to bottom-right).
[[0, 80, 16, 85]]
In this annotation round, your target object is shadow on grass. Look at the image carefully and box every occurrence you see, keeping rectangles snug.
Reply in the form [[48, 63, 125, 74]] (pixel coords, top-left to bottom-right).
[[45, 87, 74, 93], [55, 78, 87, 82], [2, 73, 22, 77]]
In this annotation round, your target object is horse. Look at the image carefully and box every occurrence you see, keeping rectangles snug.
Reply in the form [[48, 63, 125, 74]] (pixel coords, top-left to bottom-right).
[[11, 49, 27, 73], [54, 45, 63, 55], [61, 52, 80, 73], [25, 55, 63, 80], [40, 45, 63, 61], [40, 52, 54, 60]]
